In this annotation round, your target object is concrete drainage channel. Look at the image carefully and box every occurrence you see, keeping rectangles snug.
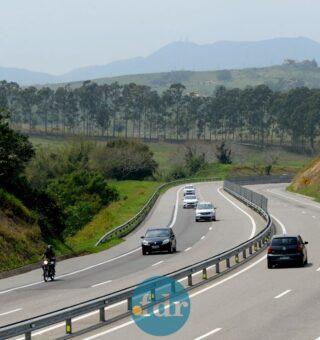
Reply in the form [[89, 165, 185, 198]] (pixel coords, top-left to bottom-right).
[[0, 178, 282, 340]]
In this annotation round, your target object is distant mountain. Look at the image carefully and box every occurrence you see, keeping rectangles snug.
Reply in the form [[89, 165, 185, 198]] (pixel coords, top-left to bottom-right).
[[2, 37, 320, 85]]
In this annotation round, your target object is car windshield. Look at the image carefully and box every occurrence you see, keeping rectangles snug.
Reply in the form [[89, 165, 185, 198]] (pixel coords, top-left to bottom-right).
[[272, 237, 298, 246], [185, 195, 196, 199], [185, 185, 193, 189], [197, 203, 213, 209], [145, 229, 170, 238]]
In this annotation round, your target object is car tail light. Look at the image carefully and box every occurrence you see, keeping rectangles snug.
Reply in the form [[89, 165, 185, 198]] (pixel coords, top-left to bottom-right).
[[267, 246, 272, 253], [297, 245, 303, 252]]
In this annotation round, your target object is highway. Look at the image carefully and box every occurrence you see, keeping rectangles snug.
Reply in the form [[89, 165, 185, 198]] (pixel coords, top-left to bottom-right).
[[65, 183, 320, 340], [0, 181, 265, 332]]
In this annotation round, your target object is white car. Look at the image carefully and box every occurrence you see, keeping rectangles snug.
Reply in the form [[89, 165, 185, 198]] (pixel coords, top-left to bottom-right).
[[183, 194, 198, 208], [195, 201, 216, 221], [183, 184, 195, 196]]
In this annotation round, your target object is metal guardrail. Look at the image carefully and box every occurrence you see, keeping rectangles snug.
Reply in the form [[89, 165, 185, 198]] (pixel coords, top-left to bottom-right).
[[227, 174, 293, 185], [95, 177, 222, 246], [0, 178, 275, 340]]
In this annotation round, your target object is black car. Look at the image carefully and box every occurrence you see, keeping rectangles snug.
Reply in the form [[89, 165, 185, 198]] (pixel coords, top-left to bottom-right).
[[267, 234, 308, 268], [141, 228, 177, 255]]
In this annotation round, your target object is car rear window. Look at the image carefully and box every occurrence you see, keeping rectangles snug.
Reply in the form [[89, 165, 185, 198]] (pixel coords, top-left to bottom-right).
[[271, 237, 298, 246]]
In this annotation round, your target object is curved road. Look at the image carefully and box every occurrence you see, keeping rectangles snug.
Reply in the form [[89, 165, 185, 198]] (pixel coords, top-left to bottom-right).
[[0, 181, 265, 330], [67, 183, 320, 340]]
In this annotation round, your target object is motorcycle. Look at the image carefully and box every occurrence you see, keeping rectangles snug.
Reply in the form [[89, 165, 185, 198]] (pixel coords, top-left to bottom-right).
[[42, 258, 55, 282]]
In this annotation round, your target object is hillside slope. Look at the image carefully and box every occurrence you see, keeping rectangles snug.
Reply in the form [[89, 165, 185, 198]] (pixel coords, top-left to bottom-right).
[[0, 189, 46, 272], [289, 156, 320, 201]]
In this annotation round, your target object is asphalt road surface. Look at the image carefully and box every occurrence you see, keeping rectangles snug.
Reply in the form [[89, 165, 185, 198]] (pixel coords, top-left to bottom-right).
[[0, 181, 265, 332], [64, 183, 320, 340]]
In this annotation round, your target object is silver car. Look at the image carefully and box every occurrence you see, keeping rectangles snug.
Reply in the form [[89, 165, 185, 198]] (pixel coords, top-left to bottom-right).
[[195, 201, 216, 221], [183, 194, 198, 208]]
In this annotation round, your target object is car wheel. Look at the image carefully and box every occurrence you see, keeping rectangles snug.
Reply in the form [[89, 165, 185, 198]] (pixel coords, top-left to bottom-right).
[[299, 257, 304, 267], [213, 216, 216, 221], [305, 256, 308, 265], [142, 249, 147, 255], [267, 260, 272, 269], [168, 244, 173, 254], [173, 243, 177, 252]]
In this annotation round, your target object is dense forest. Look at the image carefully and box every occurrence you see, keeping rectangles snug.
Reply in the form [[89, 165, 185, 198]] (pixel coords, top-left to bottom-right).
[[1, 80, 320, 152]]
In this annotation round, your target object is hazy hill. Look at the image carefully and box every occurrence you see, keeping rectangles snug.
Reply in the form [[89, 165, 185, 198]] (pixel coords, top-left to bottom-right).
[[2, 37, 320, 85]]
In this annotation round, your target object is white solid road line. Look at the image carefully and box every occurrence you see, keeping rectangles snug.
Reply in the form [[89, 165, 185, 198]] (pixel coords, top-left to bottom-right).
[[209, 227, 213, 231], [0, 247, 141, 295], [267, 188, 320, 210], [152, 261, 164, 267], [91, 280, 112, 288], [185, 247, 192, 252], [270, 214, 287, 234], [201, 236, 206, 240], [24, 211, 287, 340], [217, 187, 256, 239], [194, 328, 222, 340], [83, 255, 269, 340], [168, 186, 183, 229], [0, 308, 22, 317], [316, 267, 320, 272], [274, 289, 292, 299]]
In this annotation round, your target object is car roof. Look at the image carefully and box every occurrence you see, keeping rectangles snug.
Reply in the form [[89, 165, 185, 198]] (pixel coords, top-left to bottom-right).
[[146, 227, 170, 231], [198, 201, 212, 205], [272, 234, 301, 238]]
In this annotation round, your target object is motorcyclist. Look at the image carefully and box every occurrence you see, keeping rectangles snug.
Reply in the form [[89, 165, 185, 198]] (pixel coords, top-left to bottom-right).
[[43, 245, 56, 276]]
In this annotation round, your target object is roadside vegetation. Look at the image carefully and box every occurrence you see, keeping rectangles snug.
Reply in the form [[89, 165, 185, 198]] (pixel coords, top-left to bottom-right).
[[288, 156, 320, 202]]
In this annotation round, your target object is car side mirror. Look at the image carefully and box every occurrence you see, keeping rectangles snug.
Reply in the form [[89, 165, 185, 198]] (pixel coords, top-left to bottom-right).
[[141, 236, 144, 239], [304, 241, 308, 244]]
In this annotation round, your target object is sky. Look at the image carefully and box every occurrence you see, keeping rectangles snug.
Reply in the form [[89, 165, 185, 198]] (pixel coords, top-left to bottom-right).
[[0, 0, 320, 75]]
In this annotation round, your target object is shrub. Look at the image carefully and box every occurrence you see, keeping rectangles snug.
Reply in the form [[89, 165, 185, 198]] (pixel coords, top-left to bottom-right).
[[91, 139, 158, 180], [46, 171, 119, 237]]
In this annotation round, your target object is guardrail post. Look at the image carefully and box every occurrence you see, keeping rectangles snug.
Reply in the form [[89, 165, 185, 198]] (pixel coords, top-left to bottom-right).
[[202, 268, 207, 279], [66, 318, 72, 335], [235, 254, 239, 263], [254, 243, 258, 251], [243, 249, 246, 259], [215, 263, 220, 274], [127, 297, 132, 311], [188, 274, 192, 286], [171, 281, 176, 293], [25, 332, 31, 340], [226, 258, 231, 268], [99, 307, 105, 322], [249, 245, 253, 255], [151, 288, 156, 301], [259, 240, 262, 248]]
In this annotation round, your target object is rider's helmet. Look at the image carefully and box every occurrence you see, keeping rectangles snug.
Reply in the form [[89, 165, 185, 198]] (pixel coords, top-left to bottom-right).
[[47, 244, 53, 251]]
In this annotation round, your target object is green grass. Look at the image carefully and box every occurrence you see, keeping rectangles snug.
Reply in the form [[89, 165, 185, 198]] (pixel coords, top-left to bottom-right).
[[66, 180, 161, 253], [287, 184, 320, 203]]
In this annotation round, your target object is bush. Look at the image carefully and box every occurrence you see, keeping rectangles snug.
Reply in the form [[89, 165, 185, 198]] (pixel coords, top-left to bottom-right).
[[46, 171, 119, 237], [215, 142, 232, 164], [91, 139, 158, 180]]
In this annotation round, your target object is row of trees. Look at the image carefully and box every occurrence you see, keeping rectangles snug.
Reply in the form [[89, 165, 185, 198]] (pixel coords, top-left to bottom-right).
[[1, 80, 320, 152]]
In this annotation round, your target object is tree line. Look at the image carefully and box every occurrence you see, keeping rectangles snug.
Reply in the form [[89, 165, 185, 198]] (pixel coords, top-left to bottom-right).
[[1, 80, 320, 152]]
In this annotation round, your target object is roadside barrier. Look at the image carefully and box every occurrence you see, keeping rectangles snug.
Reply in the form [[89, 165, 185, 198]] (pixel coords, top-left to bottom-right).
[[0, 176, 287, 339]]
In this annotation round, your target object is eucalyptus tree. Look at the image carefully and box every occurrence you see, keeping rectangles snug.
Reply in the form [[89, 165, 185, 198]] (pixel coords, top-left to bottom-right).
[[20, 86, 38, 131], [78, 81, 100, 136], [36, 87, 54, 133], [306, 89, 320, 153]]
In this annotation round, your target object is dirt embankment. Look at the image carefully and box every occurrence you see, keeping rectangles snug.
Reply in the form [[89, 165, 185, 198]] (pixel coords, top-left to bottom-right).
[[291, 156, 320, 191]]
